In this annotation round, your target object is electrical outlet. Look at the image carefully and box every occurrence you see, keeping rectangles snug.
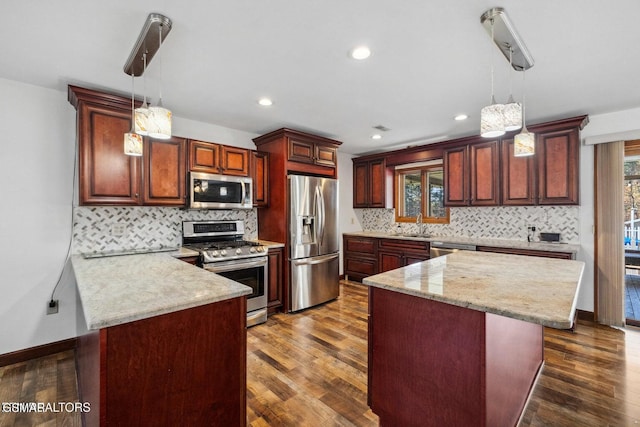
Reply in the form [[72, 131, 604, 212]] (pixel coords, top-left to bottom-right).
[[47, 300, 59, 315], [111, 223, 126, 237]]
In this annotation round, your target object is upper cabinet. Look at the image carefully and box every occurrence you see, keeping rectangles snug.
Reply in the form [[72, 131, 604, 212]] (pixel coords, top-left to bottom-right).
[[68, 85, 186, 207], [188, 140, 249, 176], [444, 138, 500, 207], [353, 157, 392, 208], [500, 116, 585, 206], [251, 151, 269, 207], [253, 128, 341, 179]]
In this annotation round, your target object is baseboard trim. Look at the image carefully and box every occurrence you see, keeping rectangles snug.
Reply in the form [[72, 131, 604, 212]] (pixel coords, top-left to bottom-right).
[[0, 338, 77, 367], [577, 309, 595, 322]]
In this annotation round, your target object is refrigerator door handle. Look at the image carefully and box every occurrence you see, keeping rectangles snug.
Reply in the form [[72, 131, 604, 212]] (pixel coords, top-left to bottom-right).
[[292, 253, 339, 266], [316, 185, 325, 246]]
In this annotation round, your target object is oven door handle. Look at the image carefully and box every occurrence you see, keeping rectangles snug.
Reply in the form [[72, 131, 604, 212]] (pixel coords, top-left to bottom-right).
[[203, 257, 267, 273]]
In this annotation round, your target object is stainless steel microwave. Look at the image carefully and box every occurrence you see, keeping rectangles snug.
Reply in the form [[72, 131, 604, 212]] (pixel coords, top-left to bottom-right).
[[189, 172, 253, 209]]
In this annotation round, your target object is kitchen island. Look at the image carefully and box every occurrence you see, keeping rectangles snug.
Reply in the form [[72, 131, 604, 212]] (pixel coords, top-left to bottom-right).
[[72, 252, 252, 427], [363, 251, 584, 427]]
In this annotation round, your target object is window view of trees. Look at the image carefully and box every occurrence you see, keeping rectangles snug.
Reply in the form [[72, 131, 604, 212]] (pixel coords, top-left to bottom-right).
[[395, 166, 449, 223]]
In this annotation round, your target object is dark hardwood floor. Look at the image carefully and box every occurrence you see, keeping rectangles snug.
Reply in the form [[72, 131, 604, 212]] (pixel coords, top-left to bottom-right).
[[2, 281, 639, 426]]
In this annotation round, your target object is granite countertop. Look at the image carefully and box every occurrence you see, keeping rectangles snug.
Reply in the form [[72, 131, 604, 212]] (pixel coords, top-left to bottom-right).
[[363, 251, 584, 329], [343, 231, 580, 254], [72, 253, 252, 330], [253, 239, 285, 249]]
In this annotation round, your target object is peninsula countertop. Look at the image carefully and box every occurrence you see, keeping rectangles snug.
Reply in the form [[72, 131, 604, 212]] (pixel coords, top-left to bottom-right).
[[72, 253, 252, 330], [363, 250, 585, 329]]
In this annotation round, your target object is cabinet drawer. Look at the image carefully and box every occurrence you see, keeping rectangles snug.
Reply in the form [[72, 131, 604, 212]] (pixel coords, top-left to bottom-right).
[[345, 257, 377, 276], [345, 237, 377, 254], [379, 238, 429, 254]]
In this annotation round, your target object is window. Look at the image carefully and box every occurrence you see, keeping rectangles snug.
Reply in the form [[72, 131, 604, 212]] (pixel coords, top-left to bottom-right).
[[395, 164, 449, 224]]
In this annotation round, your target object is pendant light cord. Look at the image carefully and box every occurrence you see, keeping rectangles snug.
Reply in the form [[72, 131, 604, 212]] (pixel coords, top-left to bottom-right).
[[158, 24, 163, 106], [142, 52, 147, 107], [521, 69, 527, 127], [490, 19, 495, 103], [130, 73, 136, 126]]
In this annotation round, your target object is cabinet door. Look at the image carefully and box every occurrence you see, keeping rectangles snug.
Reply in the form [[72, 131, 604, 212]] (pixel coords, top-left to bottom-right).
[[288, 139, 315, 164], [189, 140, 220, 173], [221, 146, 250, 176], [404, 252, 429, 266], [315, 144, 337, 167], [267, 247, 284, 312], [501, 138, 536, 205], [470, 139, 500, 206], [444, 146, 468, 206], [78, 103, 141, 205], [537, 128, 579, 205], [251, 151, 269, 207], [369, 159, 387, 207], [353, 161, 369, 207], [378, 251, 404, 273], [142, 137, 186, 206]]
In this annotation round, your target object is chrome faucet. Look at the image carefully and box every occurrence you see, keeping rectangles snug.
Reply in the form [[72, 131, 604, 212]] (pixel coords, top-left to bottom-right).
[[416, 213, 423, 235]]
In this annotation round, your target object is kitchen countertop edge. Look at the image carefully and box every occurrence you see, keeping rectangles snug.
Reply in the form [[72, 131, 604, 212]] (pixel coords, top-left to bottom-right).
[[72, 253, 252, 330]]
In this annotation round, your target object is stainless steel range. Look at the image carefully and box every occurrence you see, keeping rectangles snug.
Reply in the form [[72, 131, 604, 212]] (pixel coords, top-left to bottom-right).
[[182, 220, 268, 327]]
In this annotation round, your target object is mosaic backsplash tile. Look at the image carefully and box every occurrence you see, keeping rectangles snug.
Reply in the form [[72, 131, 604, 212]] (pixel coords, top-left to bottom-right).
[[72, 206, 258, 255], [360, 206, 580, 243]]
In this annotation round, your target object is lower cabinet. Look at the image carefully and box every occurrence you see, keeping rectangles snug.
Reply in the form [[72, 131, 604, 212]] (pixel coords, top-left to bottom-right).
[[378, 239, 430, 273], [344, 236, 378, 282], [267, 247, 284, 313]]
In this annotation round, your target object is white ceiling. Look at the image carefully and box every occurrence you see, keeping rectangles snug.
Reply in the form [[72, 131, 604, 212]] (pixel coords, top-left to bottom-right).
[[2, 1, 639, 155]]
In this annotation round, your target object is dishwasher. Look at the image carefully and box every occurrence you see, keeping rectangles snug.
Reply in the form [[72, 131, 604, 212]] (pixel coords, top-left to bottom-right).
[[429, 241, 477, 258]]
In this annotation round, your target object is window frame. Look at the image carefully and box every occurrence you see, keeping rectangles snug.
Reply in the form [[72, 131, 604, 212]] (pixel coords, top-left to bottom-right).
[[394, 164, 450, 224]]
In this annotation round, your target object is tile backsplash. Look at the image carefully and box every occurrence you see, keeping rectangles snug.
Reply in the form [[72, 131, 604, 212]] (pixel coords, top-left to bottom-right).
[[72, 206, 258, 255], [360, 206, 580, 243]]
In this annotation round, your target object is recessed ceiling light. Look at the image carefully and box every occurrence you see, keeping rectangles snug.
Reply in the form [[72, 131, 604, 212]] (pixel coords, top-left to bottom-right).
[[350, 46, 371, 60], [454, 114, 468, 121], [371, 134, 382, 140], [258, 98, 273, 107]]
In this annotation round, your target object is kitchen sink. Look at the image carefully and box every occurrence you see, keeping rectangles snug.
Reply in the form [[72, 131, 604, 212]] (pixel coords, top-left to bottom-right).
[[402, 233, 430, 238]]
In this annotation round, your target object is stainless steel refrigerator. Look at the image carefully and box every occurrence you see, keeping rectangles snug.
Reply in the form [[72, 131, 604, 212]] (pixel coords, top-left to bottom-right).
[[289, 174, 340, 312]]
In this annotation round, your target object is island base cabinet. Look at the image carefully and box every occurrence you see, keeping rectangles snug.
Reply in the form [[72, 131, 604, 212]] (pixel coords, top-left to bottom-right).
[[76, 297, 247, 427], [368, 288, 543, 427]]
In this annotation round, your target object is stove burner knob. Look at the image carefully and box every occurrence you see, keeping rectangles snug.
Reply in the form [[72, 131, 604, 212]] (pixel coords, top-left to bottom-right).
[[236, 248, 243, 255], [211, 250, 220, 257], [257, 246, 265, 252], [249, 247, 256, 253], [220, 250, 227, 256]]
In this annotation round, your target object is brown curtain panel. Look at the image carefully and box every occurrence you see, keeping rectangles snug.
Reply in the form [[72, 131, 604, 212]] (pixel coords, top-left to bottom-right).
[[595, 141, 625, 326]]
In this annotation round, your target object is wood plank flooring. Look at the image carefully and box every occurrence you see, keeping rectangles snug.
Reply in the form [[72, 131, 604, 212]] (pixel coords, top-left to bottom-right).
[[2, 281, 640, 426]]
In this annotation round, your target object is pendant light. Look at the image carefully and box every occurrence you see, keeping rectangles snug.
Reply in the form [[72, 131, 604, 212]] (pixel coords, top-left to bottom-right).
[[134, 52, 149, 135], [514, 68, 535, 157], [480, 18, 505, 138], [503, 46, 522, 131], [124, 74, 143, 156], [147, 23, 172, 140]]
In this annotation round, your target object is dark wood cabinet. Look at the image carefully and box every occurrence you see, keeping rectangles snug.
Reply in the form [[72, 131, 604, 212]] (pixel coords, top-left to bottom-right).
[[77, 298, 247, 427], [535, 126, 580, 205], [378, 238, 430, 273], [288, 138, 337, 168], [267, 246, 284, 313], [500, 116, 585, 206], [69, 85, 186, 207], [470, 139, 500, 206], [343, 235, 378, 282], [142, 136, 186, 206], [188, 140, 249, 176], [353, 158, 392, 208], [501, 137, 536, 205], [251, 151, 269, 207], [443, 146, 469, 207], [444, 139, 500, 207], [69, 86, 141, 205]]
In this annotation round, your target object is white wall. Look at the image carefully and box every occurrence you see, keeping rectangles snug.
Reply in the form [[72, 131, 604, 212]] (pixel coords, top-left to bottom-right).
[[0, 78, 77, 355], [0, 78, 260, 355]]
